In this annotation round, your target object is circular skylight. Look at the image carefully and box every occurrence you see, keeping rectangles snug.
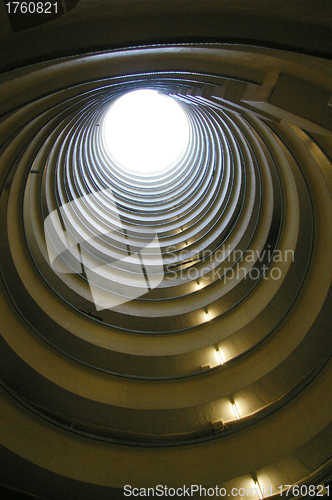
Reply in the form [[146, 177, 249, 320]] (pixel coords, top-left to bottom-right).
[[103, 89, 190, 175]]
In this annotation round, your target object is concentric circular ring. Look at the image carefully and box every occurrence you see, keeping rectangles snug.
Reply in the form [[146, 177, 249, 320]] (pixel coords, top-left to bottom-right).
[[0, 43, 332, 495]]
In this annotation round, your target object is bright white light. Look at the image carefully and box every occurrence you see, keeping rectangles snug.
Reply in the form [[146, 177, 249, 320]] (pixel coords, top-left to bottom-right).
[[205, 310, 211, 322], [216, 348, 224, 365], [232, 402, 240, 420], [103, 90, 189, 175], [254, 480, 264, 499]]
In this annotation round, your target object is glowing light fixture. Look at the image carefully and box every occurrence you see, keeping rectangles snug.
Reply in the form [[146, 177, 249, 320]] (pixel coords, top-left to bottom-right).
[[196, 281, 202, 290], [205, 310, 211, 321], [231, 402, 240, 420], [254, 480, 264, 499], [216, 348, 224, 365], [103, 89, 189, 174]]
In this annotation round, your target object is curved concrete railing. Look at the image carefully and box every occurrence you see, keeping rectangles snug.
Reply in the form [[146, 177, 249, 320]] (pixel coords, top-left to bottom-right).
[[0, 41, 331, 497]]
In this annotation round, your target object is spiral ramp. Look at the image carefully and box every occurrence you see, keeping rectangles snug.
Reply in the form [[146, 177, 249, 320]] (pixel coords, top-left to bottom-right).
[[0, 2, 332, 499]]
